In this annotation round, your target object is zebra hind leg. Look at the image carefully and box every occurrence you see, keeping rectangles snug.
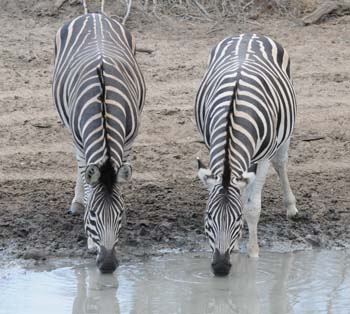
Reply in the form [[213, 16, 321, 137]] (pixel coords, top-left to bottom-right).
[[69, 163, 85, 215], [243, 160, 270, 258], [271, 140, 298, 218], [120, 147, 133, 225]]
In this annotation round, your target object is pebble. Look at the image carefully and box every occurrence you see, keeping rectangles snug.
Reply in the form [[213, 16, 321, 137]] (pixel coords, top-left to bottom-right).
[[23, 249, 47, 261]]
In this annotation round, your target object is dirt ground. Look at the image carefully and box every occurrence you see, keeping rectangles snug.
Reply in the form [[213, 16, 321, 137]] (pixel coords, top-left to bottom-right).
[[0, 1, 349, 266]]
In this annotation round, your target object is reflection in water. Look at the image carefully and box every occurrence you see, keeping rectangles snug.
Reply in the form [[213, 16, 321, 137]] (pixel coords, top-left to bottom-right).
[[72, 267, 120, 314], [126, 253, 261, 314], [1, 250, 350, 314], [268, 252, 294, 314]]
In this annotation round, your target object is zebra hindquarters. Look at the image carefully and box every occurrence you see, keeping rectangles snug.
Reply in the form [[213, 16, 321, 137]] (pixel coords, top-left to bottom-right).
[[103, 61, 142, 166]]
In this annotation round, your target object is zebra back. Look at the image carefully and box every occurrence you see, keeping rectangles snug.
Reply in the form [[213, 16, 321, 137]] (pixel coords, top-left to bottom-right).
[[53, 13, 145, 168], [195, 34, 296, 179]]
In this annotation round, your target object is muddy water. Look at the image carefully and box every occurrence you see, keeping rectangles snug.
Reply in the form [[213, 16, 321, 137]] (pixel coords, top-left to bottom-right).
[[0, 250, 349, 314]]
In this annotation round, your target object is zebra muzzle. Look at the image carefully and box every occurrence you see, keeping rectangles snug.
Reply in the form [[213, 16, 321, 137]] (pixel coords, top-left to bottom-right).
[[96, 246, 119, 273], [211, 248, 231, 276]]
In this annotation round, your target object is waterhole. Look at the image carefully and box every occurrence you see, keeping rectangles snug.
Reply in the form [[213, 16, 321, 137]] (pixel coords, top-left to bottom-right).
[[0, 250, 349, 314]]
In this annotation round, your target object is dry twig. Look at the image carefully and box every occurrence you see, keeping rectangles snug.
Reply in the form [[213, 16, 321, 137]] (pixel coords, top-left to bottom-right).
[[301, 136, 325, 142], [55, 0, 68, 10], [135, 47, 154, 54], [83, 0, 88, 14], [206, 27, 224, 35], [191, 0, 211, 19], [101, 0, 105, 14], [122, 0, 133, 24], [302, 0, 350, 25]]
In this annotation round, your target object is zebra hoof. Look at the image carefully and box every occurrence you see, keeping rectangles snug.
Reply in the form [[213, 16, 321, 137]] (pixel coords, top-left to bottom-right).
[[287, 206, 299, 218], [248, 244, 259, 258], [248, 251, 259, 259], [68, 202, 84, 215]]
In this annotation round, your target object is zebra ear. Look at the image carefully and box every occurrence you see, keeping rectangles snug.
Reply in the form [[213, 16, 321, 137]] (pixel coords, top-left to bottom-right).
[[235, 172, 256, 191], [198, 167, 220, 190], [117, 163, 132, 183], [85, 164, 101, 185], [197, 157, 206, 170]]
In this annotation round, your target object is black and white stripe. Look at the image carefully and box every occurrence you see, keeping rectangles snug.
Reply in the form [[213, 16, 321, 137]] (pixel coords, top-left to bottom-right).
[[53, 13, 145, 261], [196, 34, 297, 265], [204, 185, 243, 254]]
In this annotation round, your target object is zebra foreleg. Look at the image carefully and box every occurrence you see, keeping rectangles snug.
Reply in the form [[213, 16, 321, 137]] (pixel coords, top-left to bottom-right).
[[271, 140, 298, 218], [243, 160, 270, 258], [69, 161, 85, 215]]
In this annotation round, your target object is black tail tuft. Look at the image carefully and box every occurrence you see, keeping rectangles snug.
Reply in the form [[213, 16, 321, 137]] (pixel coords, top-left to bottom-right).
[[99, 159, 117, 193]]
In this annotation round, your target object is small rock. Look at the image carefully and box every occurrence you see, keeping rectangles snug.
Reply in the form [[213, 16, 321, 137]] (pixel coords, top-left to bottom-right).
[[334, 74, 343, 83], [26, 56, 36, 63], [126, 239, 138, 247], [305, 234, 322, 247], [62, 223, 73, 231], [137, 220, 150, 228], [159, 221, 172, 229], [15, 228, 29, 238], [139, 226, 148, 236], [23, 249, 47, 261]]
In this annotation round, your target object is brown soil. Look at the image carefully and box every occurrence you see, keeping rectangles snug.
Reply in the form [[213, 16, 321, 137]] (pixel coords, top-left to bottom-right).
[[0, 1, 349, 266]]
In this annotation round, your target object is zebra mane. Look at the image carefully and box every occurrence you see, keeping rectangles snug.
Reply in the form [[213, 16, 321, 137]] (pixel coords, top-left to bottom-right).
[[222, 83, 237, 191]]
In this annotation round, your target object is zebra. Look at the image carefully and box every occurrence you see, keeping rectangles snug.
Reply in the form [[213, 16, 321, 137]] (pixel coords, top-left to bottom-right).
[[195, 34, 298, 276], [52, 3, 145, 273]]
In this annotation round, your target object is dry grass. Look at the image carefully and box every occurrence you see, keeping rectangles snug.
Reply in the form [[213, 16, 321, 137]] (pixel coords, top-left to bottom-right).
[[6, 0, 319, 22], [133, 0, 320, 20], [68, 0, 321, 22]]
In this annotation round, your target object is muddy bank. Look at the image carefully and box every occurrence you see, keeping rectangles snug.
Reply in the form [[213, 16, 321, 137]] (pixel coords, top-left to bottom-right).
[[1, 167, 349, 265]]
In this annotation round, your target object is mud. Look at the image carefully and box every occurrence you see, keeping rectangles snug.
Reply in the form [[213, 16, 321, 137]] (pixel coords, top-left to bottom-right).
[[0, 1, 350, 266]]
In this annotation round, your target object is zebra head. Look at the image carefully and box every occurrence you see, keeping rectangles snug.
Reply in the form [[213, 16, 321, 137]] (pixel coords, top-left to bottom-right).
[[197, 158, 253, 276], [84, 160, 132, 273]]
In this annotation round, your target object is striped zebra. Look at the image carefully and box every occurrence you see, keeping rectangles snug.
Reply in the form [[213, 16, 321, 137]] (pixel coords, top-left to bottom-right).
[[195, 34, 298, 276], [52, 9, 145, 272]]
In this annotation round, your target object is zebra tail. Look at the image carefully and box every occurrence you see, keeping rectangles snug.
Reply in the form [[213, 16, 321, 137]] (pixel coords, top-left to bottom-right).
[[222, 81, 238, 189], [96, 63, 118, 188], [96, 62, 107, 143]]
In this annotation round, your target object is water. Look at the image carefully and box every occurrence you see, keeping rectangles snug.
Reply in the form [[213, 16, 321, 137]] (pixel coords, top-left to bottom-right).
[[0, 250, 349, 314]]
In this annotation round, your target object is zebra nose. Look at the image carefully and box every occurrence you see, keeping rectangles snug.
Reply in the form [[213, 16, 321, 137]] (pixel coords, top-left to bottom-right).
[[211, 248, 231, 276], [96, 246, 119, 273]]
